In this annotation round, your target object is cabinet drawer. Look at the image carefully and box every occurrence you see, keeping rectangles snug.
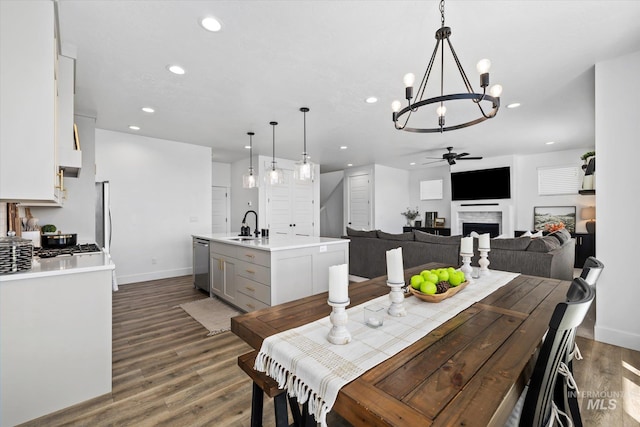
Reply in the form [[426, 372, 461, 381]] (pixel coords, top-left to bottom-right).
[[236, 260, 270, 285], [235, 291, 269, 313], [211, 243, 237, 258], [236, 276, 271, 304], [236, 247, 270, 267]]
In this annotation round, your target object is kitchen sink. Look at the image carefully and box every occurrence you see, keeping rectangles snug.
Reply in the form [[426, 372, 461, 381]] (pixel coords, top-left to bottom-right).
[[227, 236, 257, 241]]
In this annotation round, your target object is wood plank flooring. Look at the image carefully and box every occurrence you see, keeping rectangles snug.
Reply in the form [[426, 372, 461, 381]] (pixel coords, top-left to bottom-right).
[[20, 276, 640, 426]]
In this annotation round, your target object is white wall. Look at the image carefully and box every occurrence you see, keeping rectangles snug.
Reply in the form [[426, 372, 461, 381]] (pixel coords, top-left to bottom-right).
[[95, 129, 211, 285], [594, 50, 640, 351], [30, 115, 97, 242], [374, 164, 410, 233], [230, 156, 260, 234], [408, 164, 451, 226], [212, 161, 231, 187]]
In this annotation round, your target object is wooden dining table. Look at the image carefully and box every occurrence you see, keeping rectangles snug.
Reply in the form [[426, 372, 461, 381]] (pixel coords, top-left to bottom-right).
[[231, 262, 571, 427]]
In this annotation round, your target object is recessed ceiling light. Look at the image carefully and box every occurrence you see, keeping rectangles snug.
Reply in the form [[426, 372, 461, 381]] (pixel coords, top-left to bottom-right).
[[340, 146, 348, 150], [507, 103, 521, 109], [141, 107, 155, 113], [545, 141, 555, 145], [201, 16, 222, 32], [244, 145, 251, 149], [129, 125, 140, 131], [347, 163, 353, 167], [409, 162, 416, 166], [365, 97, 378, 104], [167, 65, 185, 75]]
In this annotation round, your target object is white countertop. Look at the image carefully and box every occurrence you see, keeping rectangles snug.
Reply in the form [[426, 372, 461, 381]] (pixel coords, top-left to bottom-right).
[[192, 234, 349, 252], [0, 252, 115, 282]]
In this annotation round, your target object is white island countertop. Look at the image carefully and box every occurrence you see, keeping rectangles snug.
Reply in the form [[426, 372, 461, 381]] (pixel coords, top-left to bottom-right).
[[0, 252, 115, 282], [192, 234, 349, 252]]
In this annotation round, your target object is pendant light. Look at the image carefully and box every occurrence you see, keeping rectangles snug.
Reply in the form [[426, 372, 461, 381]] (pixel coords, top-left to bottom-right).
[[267, 121, 284, 185], [294, 107, 315, 181], [242, 132, 258, 188]]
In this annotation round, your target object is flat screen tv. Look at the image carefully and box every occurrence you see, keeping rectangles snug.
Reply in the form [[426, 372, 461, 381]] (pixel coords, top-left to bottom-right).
[[451, 166, 511, 201]]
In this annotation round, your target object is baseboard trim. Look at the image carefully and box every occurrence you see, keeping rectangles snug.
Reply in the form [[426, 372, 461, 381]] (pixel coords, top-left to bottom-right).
[[118, 267, 192, 285], [594, 324, 640, 351]]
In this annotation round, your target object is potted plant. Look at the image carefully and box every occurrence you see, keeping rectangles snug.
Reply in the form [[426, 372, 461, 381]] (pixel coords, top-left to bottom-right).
[[401, 207, 420, 227], [580, 151, 595, 170]]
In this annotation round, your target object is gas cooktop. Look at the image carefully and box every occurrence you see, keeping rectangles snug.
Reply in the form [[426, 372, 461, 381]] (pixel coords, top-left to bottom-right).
[[35, 243, 102, 259]]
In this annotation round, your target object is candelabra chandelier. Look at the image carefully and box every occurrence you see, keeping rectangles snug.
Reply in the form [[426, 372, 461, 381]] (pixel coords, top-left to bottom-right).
[[391, 0, 502, 133], [267, 121, 284, 185], [242, 132, 258, 188], [294, 107, 315, 181]]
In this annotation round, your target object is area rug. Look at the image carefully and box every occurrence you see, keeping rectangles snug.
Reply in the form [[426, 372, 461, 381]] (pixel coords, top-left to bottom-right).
[[177, 297, 241, 336]]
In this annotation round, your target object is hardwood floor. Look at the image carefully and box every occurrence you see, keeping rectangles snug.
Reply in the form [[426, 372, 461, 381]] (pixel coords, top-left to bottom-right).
[[21, 276, 639, 426]]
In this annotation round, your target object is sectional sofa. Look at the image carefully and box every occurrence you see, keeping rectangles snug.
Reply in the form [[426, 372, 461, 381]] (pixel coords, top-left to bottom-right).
[[344, 228, 575, 281]]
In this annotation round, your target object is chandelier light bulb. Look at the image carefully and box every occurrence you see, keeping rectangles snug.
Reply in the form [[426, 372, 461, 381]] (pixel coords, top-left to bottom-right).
[[403, 73, 416, 88], [436, 105, 447, 117], [476, 59, 491, 74], [489, 84, 503, 97], [391, 100, 402, 112]]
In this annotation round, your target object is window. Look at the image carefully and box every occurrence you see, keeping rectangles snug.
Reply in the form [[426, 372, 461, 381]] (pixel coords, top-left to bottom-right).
[[537, 166, 581, 195]]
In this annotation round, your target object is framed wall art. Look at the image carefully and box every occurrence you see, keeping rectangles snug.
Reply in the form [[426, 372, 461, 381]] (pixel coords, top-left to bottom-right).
[[533, 206, 576, 233]]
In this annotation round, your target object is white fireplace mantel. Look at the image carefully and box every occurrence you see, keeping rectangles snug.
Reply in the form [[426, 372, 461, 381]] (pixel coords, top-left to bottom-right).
[[451, 200, 515, 237]]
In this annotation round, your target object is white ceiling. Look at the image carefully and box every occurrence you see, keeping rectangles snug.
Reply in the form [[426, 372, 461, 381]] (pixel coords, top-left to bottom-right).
[[57, 1, 640, 172]]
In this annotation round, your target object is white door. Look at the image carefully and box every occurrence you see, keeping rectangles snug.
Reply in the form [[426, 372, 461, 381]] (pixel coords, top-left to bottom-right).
[[212, 186, 229, 234], [347, 173, 371, 230], [292, 176, 314, 236], [266, 170, 293, 237]]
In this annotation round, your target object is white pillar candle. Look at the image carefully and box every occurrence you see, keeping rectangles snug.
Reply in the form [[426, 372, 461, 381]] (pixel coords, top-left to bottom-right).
[[461, 236, 473, 254], [386, 247, 404, 283], [479, 233, 491, 249], [328, 264, 349, 302]]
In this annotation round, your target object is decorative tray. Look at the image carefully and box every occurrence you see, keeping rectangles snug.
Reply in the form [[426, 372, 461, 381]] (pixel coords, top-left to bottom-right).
[[409, 280, 470, 303]]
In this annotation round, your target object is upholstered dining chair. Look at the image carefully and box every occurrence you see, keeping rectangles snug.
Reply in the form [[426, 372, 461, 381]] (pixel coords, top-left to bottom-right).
[[553, 256, 605, 427], [505, 277, 595, 427]]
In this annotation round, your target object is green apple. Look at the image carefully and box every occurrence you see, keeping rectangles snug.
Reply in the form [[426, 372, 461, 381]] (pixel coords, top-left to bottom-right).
[[420, 281, 437, 295], [447, 267, 456, 275], [426, 272, 439, 284], [420, 270, 431, 281], [449, 272, 463, 286], [438, 270, 449, 282], [410, 275, 425, 289]]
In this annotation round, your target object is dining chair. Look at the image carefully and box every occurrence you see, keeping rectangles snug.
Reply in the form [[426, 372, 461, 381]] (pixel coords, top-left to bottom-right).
[[552, 256, 604, 427], [505, 277, 595, 427]]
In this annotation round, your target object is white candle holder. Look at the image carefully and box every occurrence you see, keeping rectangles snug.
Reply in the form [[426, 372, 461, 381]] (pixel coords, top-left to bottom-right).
[[327, 299, 351, 345], [387, 281, 407, 317], [479, 248, 491, 275], [460, 253, 473, 283]]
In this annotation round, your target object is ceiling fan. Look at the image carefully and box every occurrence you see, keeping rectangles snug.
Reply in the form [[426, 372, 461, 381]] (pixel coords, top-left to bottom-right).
[[423, 147, 483, 166]]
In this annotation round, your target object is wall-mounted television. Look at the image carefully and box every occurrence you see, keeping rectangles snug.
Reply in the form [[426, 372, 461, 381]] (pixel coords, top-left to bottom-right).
[[451, 166, 511, 201]]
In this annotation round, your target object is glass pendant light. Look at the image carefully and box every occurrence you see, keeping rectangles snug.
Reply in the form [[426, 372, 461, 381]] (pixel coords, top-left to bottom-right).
[[242, 131, 258, 188], [294, 107, 315, 181], [267, 121, 284, 185]]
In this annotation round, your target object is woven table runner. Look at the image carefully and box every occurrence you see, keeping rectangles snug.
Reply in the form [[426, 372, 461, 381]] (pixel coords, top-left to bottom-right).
[[254, 270, 519, 426]]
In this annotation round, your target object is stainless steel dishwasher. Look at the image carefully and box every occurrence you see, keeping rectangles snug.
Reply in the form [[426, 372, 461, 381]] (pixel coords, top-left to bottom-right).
[[193, 237, 210, 293]]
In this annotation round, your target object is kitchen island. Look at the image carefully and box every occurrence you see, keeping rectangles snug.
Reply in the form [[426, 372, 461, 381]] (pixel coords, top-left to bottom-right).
[[0, 252, 114, 426], [192, 234, 349, 312]]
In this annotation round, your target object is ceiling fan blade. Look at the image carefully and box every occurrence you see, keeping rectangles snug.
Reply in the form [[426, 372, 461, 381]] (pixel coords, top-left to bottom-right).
[[456, 152, 470, 158], [458, 156, 483, 160], [421, 160, 444, 165], [424, 156, 444, 160]]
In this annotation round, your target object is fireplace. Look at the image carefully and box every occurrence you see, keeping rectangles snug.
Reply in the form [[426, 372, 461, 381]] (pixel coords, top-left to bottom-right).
[[463, 222, 500, 237]]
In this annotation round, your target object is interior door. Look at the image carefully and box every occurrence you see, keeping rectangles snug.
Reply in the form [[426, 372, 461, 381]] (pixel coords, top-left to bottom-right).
[[211, 186, 228, 234], [347, 173, 371, 230], [266, 170, 293, 237], [292, 176, 314, 236]]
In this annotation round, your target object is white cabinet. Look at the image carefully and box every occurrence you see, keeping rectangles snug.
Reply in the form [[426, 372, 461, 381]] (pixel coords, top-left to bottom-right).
[[210, 244, 238, 304], [57, 53, 82, 177], [266, 169, 316, 237], [0, 1, 62, 204]]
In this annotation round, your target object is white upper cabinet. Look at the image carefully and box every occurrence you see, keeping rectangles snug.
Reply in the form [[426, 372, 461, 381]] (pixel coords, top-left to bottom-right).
[[0, 1, 62, 204], [57, 52, 81, 178]]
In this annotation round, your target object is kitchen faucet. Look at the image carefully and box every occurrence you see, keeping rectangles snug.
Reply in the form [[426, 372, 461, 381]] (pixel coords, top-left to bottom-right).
[[242, 210, 260, 237]]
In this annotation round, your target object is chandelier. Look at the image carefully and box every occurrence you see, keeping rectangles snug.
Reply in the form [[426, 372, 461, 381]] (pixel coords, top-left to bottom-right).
[[267, 121, 284, 185], [294, 107, 315, 181], [392, 0, 502, 133], [242, 132, 258, 188]]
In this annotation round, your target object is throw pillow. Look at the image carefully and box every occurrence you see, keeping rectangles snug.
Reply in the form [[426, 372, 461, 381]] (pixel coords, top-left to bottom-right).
[[548, 228, 571, 245], [346, 227, 378, 238], [377, 230, 414, 241], [414, 230, 461, 246], [531, 230, 544, 238], [527, 235, 561, 253], [521, 230, 532, 237], [491, 236, 532, 251]]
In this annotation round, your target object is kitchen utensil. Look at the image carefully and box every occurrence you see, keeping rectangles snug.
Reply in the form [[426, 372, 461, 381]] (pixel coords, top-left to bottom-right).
[[41, 233, 77, 248], [27, 217, 39, 231], [21, 217, 28, 231]]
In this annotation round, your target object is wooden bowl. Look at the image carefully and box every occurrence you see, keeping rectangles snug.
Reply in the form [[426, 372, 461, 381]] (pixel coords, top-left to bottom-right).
[[409, 280, 470, 303]]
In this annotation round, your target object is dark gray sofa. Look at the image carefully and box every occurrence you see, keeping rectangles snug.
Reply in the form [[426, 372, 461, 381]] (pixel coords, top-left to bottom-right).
[[344, 228, 575, 280]]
